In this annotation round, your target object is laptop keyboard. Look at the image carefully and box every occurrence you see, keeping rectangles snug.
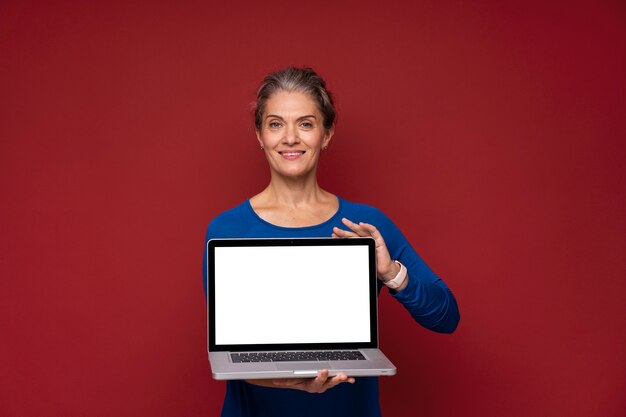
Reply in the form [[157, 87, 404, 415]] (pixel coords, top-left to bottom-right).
[[231, 350, 366, 363]]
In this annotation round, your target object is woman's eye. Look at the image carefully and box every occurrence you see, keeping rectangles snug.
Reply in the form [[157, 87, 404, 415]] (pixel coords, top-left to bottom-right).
[[269, 122, 282, 128], [300, 122, 313, 128]]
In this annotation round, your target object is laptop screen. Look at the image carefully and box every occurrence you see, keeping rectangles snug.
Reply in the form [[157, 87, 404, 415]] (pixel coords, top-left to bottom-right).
[[208, 238, 378, 352]]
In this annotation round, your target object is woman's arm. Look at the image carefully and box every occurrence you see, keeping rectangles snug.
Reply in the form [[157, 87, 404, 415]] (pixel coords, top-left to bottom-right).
[[333, 216, 460, 334]]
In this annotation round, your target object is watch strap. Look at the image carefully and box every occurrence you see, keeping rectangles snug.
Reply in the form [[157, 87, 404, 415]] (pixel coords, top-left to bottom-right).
[[383, 260, 407, 289]]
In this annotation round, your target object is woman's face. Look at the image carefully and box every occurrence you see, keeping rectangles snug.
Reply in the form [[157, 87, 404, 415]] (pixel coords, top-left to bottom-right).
[[256, 90, 333, 180]]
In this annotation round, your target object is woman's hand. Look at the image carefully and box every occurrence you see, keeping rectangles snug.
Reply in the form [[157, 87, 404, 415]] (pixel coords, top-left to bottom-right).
[[332, 218, 401, 283], [246, 370, 355, 393]]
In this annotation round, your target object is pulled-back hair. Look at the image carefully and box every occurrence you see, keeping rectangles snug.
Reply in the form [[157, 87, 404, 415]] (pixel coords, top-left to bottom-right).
[[254, 67, 336, 132]]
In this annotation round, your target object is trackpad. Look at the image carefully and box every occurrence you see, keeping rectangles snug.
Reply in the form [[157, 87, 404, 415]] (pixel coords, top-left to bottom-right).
[[276, 362, 330, 371]]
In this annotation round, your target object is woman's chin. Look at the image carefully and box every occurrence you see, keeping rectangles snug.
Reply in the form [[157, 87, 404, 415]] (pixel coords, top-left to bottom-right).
[[273, 168, 315, 180]]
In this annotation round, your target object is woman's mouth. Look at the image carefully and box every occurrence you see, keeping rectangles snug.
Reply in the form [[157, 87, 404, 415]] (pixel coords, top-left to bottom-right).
[[279, 151, 305, 160]]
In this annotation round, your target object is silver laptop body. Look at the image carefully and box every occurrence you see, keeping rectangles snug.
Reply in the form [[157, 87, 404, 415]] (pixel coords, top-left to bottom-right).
[[207, 237, 396, 380]]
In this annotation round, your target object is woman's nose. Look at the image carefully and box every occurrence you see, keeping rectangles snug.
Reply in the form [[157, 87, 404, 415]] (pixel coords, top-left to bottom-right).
[[283, 125, 300, 144]]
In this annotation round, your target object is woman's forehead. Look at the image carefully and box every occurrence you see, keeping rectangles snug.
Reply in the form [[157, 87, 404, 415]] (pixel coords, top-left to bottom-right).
[[264, 91, 319, 115]]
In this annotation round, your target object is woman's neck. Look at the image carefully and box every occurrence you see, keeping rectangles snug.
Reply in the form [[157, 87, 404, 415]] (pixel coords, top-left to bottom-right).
[[249, 174, 338, 227], [256, 177, 327, 207]]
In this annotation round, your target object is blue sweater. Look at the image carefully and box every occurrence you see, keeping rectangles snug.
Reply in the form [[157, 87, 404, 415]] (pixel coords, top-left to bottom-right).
[[203, 197, 459, 417]]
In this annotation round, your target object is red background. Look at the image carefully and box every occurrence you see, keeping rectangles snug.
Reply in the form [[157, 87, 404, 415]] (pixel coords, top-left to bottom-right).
[[1, 1, 624, 416]]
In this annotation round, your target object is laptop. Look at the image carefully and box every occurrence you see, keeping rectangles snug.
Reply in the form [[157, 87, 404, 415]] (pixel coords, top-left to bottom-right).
[[207, 237, 397, 380]]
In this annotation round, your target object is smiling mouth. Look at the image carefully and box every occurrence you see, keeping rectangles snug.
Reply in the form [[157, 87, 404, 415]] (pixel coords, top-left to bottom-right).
[[279, 151, 306, 157]]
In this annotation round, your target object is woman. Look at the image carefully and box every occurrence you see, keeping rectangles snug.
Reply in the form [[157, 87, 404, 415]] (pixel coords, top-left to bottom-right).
[[203, 67, 459, 417]]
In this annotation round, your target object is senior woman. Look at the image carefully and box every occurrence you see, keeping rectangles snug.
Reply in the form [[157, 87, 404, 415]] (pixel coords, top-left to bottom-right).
[[203, 67, 459, 417]]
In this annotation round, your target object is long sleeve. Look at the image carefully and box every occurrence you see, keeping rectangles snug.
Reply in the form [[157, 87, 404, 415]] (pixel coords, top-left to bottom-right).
[[390, 255, 460, 333]]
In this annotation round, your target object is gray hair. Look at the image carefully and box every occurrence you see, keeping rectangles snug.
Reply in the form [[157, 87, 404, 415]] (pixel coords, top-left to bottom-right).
[[254, 67, 336, 132]]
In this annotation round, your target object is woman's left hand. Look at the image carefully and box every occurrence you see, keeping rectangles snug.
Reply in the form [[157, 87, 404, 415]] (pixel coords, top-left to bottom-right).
[[332, 218, 400, 282]]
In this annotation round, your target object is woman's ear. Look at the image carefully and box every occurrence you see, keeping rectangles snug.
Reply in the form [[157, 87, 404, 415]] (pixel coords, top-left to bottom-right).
[[322, 125, 335, 149], [256, 130, 264, 149]]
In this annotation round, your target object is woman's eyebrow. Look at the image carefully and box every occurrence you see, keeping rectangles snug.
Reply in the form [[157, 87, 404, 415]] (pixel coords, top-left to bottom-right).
[[265, 114, 317, 120]]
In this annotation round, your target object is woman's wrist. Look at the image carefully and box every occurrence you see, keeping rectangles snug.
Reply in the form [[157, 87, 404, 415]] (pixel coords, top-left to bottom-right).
[[380, 260, 401, 282], [381, 261, 409, 291]]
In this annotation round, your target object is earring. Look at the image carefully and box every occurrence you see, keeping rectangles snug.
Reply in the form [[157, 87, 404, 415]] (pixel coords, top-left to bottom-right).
[[322, 145, 328, 150], [260, 145, 264, 150]]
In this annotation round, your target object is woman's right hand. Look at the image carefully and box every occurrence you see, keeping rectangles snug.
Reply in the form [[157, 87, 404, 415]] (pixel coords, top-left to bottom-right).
[[246, 370, 355, 393]]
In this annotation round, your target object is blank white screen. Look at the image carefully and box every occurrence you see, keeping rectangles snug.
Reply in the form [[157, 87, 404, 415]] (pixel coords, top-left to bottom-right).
[[214, 245, 371, 345]]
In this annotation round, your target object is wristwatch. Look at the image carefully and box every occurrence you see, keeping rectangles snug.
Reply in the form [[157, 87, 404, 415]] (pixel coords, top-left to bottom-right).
[[383, 260, 407, 290]]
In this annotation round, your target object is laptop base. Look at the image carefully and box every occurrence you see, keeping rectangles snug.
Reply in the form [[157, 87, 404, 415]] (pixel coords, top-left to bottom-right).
[[210, 349, 396, 380]]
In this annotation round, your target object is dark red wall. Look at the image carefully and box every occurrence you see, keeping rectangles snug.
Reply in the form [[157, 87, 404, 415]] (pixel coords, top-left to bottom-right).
[[1, 1, 624, 416]]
